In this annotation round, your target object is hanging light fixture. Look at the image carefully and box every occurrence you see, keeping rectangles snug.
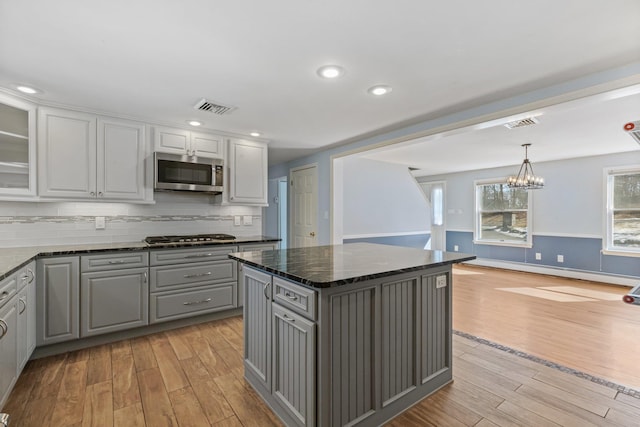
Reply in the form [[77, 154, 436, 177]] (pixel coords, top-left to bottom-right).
[[506, 143, 544, 189]]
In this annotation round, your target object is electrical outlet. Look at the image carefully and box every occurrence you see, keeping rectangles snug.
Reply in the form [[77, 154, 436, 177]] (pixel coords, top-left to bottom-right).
[[436, 275, 447, 289], [95, 216, 105, 230], [535, 252, 542, 260], [557, 254, 564, 263], [234, 216, 241, 226], [243, 215, 253, 225], [454, 245, 459, 252]]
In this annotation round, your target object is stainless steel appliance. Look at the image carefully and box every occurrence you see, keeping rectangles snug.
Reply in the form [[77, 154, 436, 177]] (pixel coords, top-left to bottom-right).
[[154, 152, 223, 194], [144, 233, 236, 245]]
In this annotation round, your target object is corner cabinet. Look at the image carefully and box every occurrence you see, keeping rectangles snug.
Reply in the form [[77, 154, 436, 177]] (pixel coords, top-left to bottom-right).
[[153, 126, 224, 158], [38, 108, 147, 201], [222, 138, 268, 206], [0, 93, 37, 198]]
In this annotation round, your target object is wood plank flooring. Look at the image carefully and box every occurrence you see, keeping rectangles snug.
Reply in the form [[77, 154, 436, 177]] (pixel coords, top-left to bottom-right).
[[4, 266, 640, 426]]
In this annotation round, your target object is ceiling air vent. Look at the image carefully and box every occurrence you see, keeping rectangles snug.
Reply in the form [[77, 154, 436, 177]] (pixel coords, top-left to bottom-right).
[[504, 117, 539, 129], [624, 121, 640, 145], [193, 98, 237, 115]]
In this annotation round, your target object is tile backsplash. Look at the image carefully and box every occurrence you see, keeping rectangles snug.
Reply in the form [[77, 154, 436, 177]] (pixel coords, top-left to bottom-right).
[[0, 192, 263, 248]]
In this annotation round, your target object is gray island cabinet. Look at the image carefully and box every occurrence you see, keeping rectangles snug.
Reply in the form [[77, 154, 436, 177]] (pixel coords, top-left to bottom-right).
[[230, 243, 475, 427]]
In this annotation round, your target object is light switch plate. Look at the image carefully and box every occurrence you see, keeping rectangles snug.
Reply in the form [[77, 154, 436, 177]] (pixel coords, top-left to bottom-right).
[[243, 215, 253, 225], [95, 216, 106, 230], [234, 216, 241, 226]]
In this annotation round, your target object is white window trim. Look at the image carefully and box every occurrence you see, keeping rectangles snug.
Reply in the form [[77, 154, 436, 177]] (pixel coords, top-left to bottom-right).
[[603, 165, 640, 257], [474, 178, 533, 248]]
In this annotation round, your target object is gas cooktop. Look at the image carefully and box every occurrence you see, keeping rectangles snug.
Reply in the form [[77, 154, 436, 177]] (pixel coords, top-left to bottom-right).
[[144, 233, 236, 245]]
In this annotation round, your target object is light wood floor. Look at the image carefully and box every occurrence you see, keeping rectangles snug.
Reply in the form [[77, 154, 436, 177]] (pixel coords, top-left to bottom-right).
[[4, 266, 640, 426]]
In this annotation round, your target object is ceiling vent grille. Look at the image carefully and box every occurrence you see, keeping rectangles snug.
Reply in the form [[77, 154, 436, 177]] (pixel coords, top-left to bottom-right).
[[193, 98, 237, 115], [504, 117, 539, 129]]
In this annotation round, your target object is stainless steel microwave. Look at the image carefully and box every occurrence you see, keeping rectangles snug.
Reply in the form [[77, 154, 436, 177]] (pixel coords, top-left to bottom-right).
[[154, 152, 224, 194]]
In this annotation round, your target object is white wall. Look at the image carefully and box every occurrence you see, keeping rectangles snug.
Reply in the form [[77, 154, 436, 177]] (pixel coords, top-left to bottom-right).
[[0, 192, 262, 248], [417, 151, 640, 236], [342, 157, 429, 238]]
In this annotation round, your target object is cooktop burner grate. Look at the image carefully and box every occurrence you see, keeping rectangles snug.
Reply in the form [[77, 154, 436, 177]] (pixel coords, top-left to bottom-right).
[[144, 233, 236, 245]]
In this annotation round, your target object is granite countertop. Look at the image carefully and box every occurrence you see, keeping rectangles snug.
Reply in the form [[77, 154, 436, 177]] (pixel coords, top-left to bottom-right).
[[0, 236, 280, 281], [229, 242, 476, 288]]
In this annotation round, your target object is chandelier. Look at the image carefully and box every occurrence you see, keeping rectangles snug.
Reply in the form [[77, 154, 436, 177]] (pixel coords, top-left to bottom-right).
[[506, 143, 544, 189]]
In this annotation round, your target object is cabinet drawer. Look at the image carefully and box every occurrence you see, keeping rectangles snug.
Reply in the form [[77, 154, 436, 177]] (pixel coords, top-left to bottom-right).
[[0, 273, 17, 310], [273, 277, 317, 321], [150, 246, 237, 266], [81, 251, 149, 272], [238, 243, 279, 252], [150, 259, 237, 291], [150, 284, 235, 323]]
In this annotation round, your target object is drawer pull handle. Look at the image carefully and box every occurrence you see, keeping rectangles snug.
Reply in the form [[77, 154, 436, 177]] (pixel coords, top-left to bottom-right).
[[183, 298, 212, 306], [185, 253, 214, 258], [283, 314, 295, 322], [184, 272, 212, 279], [0, 319, 7, 339], [0, 291, 8, 301], [284, 292, 298, 301], [18, 298, 26, 314], [108, 260, 126, 264], [27, 268, 35, 283]]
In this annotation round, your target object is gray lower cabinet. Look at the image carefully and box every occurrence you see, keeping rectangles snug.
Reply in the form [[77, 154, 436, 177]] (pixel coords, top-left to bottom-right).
[[80, 267, 149, 337], [17, 261, 36, 371], [36, 256, 80, 346], [272, 304, 316, 427], [0, 274, 18, 408], [149, 246, 237, 323], [243, 267, 316, 427], [237, 242, 279, 308]]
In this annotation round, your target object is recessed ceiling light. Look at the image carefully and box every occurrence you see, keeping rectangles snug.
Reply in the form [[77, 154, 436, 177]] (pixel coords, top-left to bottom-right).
[[15, 85, 42, 94], [367, 85, 392, 96], [317, 65, 345, 79], [250, 132, 261, 137], [187, 120, 202, 127]]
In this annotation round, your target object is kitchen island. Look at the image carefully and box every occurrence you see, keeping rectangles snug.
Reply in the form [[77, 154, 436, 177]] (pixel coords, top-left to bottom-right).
[[229, 243, 475, 427]]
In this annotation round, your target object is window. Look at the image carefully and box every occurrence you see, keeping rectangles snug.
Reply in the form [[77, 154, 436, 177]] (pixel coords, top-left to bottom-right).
[[475, 180, 532, 246], [606, 168, 640, 254]]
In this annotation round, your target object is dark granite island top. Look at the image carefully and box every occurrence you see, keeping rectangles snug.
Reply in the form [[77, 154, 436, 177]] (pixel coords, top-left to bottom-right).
[[228, 242, 475, 288]]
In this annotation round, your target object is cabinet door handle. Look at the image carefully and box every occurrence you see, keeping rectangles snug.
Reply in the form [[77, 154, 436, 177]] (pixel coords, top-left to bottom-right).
[[98, 192, 103, 197], [263, 282, 271, 300], [108, 260, 126, 264], [185, 253, 213, 259], [183, 298, 212, 306], [184, 272, 212, 279], [0, 319, 7, 339], [284, 292, 298, 301], [143, 271, 148, 283], [282, 314, 295, 322], [0, 291, 8, 301], [90, 191, 96, 196], [18, 298, 26, 314], [27, 268, 35, 283]]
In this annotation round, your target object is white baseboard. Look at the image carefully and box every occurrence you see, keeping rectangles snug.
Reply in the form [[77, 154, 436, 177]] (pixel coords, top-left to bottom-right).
[[465, 258, 638, 287]]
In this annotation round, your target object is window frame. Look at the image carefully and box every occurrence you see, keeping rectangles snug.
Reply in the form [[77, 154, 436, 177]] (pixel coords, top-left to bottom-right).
[[474, 178, 533, 248], [603, 165, 640, 257]]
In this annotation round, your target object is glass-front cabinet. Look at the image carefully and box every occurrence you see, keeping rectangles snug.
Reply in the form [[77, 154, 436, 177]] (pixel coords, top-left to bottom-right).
[[0, 93, 36, 197]]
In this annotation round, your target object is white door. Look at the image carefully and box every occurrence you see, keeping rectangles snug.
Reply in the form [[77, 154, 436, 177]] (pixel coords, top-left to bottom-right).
[[291, 165, 318, 248], [420, 181, 446, 251]]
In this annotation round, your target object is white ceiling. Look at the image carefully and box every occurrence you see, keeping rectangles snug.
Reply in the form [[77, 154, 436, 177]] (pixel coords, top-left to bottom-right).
[[1, 1, 639, 166], [362, 88, 640, 175]]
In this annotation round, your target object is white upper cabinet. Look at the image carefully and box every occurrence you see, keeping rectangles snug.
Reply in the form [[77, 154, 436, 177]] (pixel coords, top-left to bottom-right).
[[153, 126, 223, 158], [38, 107, 147, 201], [0, 93, 37, 198], [225, 138, 268, 206]]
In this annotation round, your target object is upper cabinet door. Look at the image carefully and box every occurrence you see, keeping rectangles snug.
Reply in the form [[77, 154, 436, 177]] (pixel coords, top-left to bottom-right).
[[191, 131, 223, 158], [228, 138, 268, 205], [38, 108, 97, 198], [153, 126, 190, 155], [0, 93, 37, 198], [97, 118, 146, 200]]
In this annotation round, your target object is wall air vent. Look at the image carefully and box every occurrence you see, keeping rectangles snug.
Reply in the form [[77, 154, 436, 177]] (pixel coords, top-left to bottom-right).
[[504, 117, 539, 129], [193, 98, 237, 115], [624, 121, 640, 145]]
